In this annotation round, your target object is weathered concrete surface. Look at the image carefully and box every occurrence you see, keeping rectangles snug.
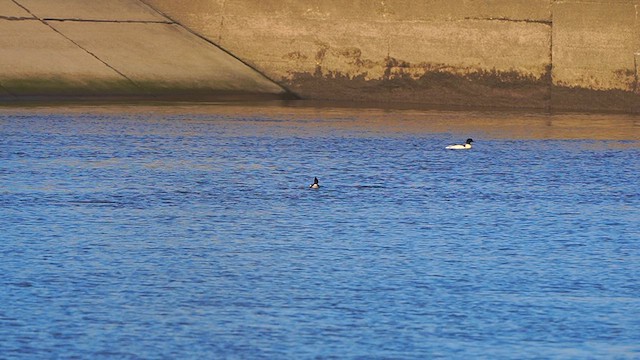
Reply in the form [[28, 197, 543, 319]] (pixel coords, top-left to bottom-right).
[[0, 0, 32, 18], [146, 0, 640, 112], [550, 0, 640, 112], [145, 0, 553, 109], [17, 0, 165, 21], [0, 0, 288, 100], [48, 22, 287, 95], [0, 19, 137, 96], [552, 0, 637, 91]]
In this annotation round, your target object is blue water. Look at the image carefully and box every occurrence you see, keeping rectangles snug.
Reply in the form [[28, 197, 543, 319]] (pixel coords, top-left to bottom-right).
[[1, 105, 639, 359]]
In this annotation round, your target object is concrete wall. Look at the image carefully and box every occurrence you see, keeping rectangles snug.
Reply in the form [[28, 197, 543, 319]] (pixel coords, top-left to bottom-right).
[[0, 0, 288, 100], [2, 0, 639, 112], [145, 0, 640, 112]]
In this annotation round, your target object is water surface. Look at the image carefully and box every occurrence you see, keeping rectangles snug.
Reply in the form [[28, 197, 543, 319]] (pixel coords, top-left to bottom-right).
[[1, 103, 639, 358]]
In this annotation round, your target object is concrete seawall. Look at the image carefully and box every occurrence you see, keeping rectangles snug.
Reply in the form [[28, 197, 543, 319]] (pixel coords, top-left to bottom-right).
[[2, 0, 639, 112], [146, 0, 640, 113], [0, 0, 289, 100]]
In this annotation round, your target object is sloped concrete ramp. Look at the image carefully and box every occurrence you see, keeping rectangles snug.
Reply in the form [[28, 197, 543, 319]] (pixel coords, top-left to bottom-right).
[[0, 0, 288, 100]]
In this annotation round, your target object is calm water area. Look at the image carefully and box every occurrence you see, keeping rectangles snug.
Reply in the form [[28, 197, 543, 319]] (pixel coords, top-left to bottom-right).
[[1, 102, 639, 359]]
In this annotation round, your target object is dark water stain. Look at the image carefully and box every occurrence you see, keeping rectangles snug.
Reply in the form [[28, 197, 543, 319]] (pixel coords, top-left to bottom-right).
[[286, 60, 640, 113], [552, 86, 640, 113], [283, 43, 640, 113], [287, 63, 551, 110]]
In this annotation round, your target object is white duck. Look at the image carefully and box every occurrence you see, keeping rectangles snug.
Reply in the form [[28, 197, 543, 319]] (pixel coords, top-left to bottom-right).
[[446, 138, 474, 150]]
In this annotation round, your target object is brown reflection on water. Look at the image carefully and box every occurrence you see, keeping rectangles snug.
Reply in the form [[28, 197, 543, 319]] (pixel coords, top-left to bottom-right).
[[2, 101, 639, 142]]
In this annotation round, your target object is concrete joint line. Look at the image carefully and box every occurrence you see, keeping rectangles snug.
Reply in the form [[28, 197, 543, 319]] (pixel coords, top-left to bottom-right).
[[136, 0, 299, 98], [42, 18, 174, 24], [464, 16, 552, 25], [634, 55, 639, 94], [10, 0, 145, 93], [217, 0, 227, 44], [0, 15, 36, 20]]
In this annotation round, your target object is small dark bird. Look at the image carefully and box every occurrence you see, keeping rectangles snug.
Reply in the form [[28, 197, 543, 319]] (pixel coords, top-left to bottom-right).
[[309, 177, 319, 189]]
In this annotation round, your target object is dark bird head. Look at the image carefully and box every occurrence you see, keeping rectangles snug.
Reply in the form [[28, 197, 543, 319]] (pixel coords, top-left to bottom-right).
[[466, 138, 474, 144]]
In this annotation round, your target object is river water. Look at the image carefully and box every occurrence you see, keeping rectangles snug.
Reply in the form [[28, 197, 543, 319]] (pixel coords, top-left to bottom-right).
[[1, 103, 639, 359]]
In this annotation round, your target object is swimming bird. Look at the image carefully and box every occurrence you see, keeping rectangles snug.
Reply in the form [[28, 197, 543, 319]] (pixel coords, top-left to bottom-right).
[[445, 138, 473, 150], [309, 177, 320, 189]]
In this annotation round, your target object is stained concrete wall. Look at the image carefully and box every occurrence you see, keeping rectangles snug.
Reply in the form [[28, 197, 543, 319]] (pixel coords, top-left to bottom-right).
[[553, 0, 637, 90], [0, 0, 287, 100], [550, 0, 640, 111], [146, 0, 640, 112], [2, 0, 639, 112]]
